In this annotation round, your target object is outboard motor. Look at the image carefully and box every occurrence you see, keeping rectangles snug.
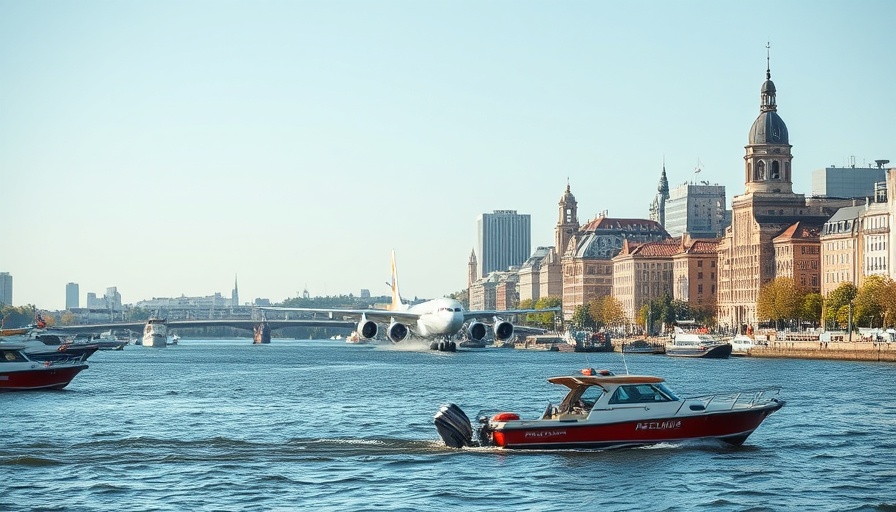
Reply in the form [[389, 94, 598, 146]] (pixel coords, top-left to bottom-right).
[[387, 321, 409, 343], [467, 322, 487, 341], [358, 319, 378, 340], [493, 321, 514, 341], [434, 404, 474, 448]]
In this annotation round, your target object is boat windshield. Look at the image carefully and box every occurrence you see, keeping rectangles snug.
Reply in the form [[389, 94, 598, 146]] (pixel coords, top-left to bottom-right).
[[609, 383, 679, 404], [1, 350, 27, 362], [578, 385, 604, 409]]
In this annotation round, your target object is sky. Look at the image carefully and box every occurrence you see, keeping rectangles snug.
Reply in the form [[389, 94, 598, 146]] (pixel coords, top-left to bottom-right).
[[1, 1, 894, 311]]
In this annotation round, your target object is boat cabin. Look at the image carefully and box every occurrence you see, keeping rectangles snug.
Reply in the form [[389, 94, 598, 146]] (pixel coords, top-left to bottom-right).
[[545, 372, 680, 420]]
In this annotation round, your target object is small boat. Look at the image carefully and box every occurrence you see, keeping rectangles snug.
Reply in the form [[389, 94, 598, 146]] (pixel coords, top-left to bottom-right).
[[169, 334, 180, 345], [0, 344, 90, 391], [666, 327, 732, 358], [621, 339, 665, 354], [0, 330, 99, 362], [143, 317, 168, 348], [731, 334, 763, 356], [434, 368, 784, 450]]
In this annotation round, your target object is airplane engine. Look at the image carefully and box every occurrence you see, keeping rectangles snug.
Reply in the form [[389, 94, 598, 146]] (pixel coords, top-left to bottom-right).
[[468, 322, 487, 341], [493, 321, 514, 341], [358, 319, 378, 340], [387, 322, 409, 343]]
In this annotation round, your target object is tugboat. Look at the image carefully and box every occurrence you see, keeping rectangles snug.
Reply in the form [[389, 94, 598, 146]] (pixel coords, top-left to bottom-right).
[[434, 368, 784, 450]]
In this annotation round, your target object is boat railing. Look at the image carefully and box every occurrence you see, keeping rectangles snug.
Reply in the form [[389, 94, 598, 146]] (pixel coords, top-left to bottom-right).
[[682, 387, 782, 411]]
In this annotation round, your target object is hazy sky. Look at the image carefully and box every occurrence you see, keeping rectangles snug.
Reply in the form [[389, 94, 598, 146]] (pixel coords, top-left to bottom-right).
[[1, 1, 894, 311]]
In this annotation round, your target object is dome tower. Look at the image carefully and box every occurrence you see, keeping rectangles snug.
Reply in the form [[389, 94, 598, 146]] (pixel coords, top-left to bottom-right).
[[744, 44, 794, 195], [555, 181, 579, 255]]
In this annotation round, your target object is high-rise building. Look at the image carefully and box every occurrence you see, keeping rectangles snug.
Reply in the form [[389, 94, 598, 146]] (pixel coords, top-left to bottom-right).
[[0, 272, 12, 306], [232, 275, 239, 306], [811, 163, 888, 199], [476, 210, 531, 277], [66, 282, 79, 310], [105, 287, 122, 310], [664, 182, 730, 239]]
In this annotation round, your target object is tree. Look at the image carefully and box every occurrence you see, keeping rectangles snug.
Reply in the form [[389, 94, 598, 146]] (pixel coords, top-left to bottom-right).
[[1, 305, 37, 329], [533, 296, 562, 330], [825, 282, 858, 327], [570, 304, 594, 330], [854, 275, 888, 328], [800, 293, 824, 328], [880, 279, 896, 327], [599, 296, 627, 330], [757, 277, 804, 329]]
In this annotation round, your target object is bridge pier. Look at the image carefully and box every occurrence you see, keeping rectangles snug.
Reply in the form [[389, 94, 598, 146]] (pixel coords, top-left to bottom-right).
[[253, 322, 271, 344]]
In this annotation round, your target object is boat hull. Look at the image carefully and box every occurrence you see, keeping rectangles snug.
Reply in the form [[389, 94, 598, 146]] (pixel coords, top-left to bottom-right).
[[24, 345, 99, 362], [488, 400, 783, 449], [0, 364, 89, 391], [666, 343, 732, 358]]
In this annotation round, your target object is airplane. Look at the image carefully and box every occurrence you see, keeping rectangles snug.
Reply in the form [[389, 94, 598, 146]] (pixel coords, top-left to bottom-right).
[[260, 251, 560, 351]]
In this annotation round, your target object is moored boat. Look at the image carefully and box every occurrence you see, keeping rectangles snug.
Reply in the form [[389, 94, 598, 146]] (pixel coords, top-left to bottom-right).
[[434, 368, 784, 450], [0, 344, 89, 391], [666, 327, 732, 358], [0, 330, 100, 362], [731, 334, 763, 356]]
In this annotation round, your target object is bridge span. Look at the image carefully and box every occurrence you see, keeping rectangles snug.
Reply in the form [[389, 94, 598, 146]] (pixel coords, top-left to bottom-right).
[[55, 319, 355, 344]]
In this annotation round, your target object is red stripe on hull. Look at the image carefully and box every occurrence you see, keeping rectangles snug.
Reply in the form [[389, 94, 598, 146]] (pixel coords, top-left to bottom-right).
[[493, 403, 782, 449], [0, 365, 89, 391]]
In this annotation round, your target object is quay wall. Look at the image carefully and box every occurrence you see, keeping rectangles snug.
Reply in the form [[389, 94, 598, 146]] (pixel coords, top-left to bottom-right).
[[748, 341, 896, 362]]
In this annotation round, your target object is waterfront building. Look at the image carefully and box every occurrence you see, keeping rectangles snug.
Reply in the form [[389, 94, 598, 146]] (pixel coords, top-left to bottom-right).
[[860, 201, 889, 284], [519, 184, 577, 303], [518, 246, 554, 303], [65, 282, 79, 310], [820, 205, 864, 296], [811, 163, 887, 199], [664, 181, 731, 239], [468, 270, 518, 311], [773, 221, 823, 291], [612, 238, 679, 328], [716, 60, 847, 332], [0, 272, 11, 306], [135, 292, 247, 320], [672, 236, 720, 309], [476, 210, 531, 277], [561, 214, 668, 320]]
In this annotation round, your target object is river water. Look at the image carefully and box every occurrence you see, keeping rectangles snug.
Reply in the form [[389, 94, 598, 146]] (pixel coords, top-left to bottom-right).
[[2, 339, 895, 511]]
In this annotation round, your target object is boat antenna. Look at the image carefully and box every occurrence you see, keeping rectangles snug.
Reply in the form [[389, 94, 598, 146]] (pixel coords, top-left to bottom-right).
[[620, 344, 630, 375]]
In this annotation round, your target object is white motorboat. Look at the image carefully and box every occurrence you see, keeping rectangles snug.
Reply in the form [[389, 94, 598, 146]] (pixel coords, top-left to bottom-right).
[[667, 327, 732, 359], [142, 318, 168, 348]]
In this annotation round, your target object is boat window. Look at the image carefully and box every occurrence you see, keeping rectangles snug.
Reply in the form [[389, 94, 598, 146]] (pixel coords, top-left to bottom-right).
[[1, 350, 26, 362], [609, 384, 672, 404]]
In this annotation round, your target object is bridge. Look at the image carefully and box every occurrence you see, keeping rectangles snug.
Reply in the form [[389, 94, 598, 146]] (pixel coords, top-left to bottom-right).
[[54, 318, 355, 343]]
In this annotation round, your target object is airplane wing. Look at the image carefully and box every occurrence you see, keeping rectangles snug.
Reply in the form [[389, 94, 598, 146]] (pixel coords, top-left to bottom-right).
[[462, 307, 561, 321], [259, 307, 421, 325]]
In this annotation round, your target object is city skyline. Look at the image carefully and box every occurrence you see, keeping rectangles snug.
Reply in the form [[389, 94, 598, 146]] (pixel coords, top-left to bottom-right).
[[2, 1, 894, 310]]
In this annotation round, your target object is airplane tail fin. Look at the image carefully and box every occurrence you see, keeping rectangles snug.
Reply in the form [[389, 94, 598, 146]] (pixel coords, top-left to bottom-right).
[[388, 250, 404, 310]]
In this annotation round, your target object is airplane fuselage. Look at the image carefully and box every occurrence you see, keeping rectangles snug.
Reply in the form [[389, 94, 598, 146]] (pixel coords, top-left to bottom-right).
[[407, 297, 465, 337]]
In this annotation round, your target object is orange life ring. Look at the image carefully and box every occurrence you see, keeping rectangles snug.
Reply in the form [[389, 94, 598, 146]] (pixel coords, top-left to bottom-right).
[[57, 344, 68, 352]]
